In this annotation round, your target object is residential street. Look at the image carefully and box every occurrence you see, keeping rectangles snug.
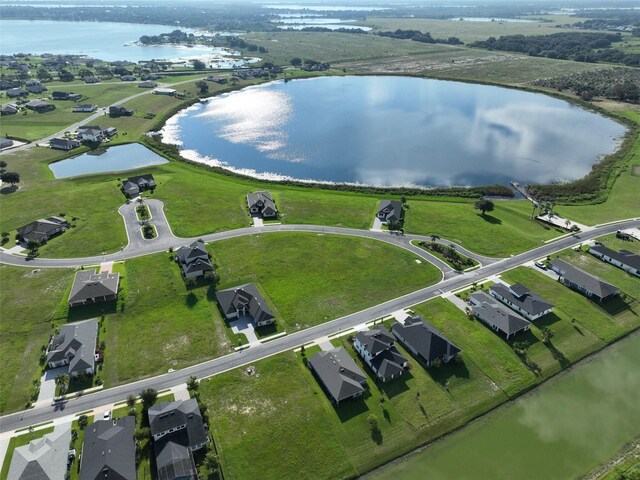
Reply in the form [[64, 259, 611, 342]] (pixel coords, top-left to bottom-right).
[[1, 217, 638, 433]]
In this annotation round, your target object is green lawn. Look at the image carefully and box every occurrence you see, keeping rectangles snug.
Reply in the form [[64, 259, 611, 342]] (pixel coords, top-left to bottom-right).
[[0, 265, 72, 414], [0, 427, 55, 480], [211, 232, 441, 331], [69, 416, 94, 480], [405, 198, 563, 257], [413, 240, 479, 270]]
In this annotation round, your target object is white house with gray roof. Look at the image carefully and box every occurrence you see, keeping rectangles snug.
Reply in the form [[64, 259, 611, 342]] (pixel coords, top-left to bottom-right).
[[46, 318, 98, 377], [551, 258, 619, 302], [216, 283, 275, 327], [589, 244, 640, 277], [175, 240, 214, 280], [247, 191, 277, 218], [470, 291, 530, 339], [7, 428, 71, 480], [354, 327, 408, 382], [489, 284, 554, 321], [309, 347, 367, 405], [68, 269, 120, 307]]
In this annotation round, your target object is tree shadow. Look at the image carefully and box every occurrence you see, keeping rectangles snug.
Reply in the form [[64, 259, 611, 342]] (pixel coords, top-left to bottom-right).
[[0, 185, 18, 195], [370, 427, 383, 445], [544, 341, 570, 369], [382, 407, 391, 423], [477, 213, 502, 225], [206, 284, 218, 303], [185, 292, 198, 308]]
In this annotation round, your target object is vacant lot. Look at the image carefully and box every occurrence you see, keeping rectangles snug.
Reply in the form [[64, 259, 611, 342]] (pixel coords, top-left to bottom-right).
[[0, 265, 71, 414]]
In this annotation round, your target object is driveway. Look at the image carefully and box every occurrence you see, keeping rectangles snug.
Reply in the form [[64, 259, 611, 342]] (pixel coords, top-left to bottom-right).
[[118, 199, 179, 252], [229, 316, 259, 345], [371, 218, 383, 231], [37, 366, 68, 406]]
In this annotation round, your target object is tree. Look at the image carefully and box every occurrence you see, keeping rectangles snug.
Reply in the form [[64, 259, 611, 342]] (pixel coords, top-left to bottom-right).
[[541, 327, 555, 344], [191, 59, 206, 71], [474, 198, 495, 216], [36, 68, 52, 82], [290, 57, 302, 67], [139, 388, 158, 410], [367, 414, 379, 432], [78, 414, 88, 429], [204, 451, 220, 475], [196, 80, 209, 95], [0, 160, 6, 172], [55, 374, 70, 395], [1, 232, 9, 244], [1, 171, 20, 186], [186, 375, 199, 392], [126, 394, 137, 410], [430, 234, 439, 242], [512, 341, 530, 355], [58, 69, 75, 82], [27, 240, 40, 253]]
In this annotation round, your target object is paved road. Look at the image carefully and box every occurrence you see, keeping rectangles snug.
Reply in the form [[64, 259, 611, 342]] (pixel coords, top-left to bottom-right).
[[118, 199, 179, 251], [1, 218, 637, 433]]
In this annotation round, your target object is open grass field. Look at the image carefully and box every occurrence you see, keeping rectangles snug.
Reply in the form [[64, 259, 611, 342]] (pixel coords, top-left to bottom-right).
[[360, 16, 592, 42], [405, 198, 563, 257], [559, 111, 640, 226], [0, 426, 55, 480], [211, 232, 441, 331], [0, 264, 72, 414]]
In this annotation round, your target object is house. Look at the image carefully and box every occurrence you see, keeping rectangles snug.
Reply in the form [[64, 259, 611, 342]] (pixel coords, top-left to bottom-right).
[[84, 76, 100, 84], [246, 191, 277, 218], [17, 216, 69, 243], [1, 103, 19, 115], [121, 173, 156, 197], [353, 327, 408, 382], [0, 138, 14, 150], [5, 88, 28, 98], [50, 137, 81, 150], [309, 347, 367, 404], [489, 283, 554, 321], [216, 283, 275, 327], [6, 429, 70, 480], [103, 127, 118, 138], [26, 84, 47, 94], [175, 240, 214, 280], [206, 75, 228, 84], [25, 100, 55, 113], [80, 416, 136, 480], [551, 258, 619, 302], [153, 88, 176, 96], [73, 104, 97, 112], [391, 316, 461, 366], [109, 105, 133, 117], [148, 399, 208, 480], [120, 75, 137, 81], [469, 291, 531, 339], [68, 269, 120, 307], [46, 318, 98, 377], [376, 199, 404, 224], [78, 126, 104, 142], [138, 81, 158, 88], [589, 244, 640, 277], [51, 91, 81, 100]]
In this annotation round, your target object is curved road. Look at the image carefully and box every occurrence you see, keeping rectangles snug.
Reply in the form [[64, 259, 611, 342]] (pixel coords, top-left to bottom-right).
[[1, 218, 638, 432]]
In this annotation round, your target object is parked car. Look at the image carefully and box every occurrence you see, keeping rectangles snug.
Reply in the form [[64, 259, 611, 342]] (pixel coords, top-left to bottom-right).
[[534, 261, 547, 270], [103, 410, 111, 421]]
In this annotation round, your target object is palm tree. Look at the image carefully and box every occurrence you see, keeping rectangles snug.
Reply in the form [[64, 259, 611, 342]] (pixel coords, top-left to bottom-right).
[[541, 327, 554, 344], [430, 234, 440, 243]]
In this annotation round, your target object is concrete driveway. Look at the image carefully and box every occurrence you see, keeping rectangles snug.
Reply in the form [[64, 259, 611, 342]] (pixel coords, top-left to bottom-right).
[[229, 316, 259, 345], [37, 366, 68, 406]]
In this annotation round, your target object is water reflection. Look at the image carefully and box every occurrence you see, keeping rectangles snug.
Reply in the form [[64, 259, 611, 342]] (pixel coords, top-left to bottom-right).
[[163, 76, 625, 187]]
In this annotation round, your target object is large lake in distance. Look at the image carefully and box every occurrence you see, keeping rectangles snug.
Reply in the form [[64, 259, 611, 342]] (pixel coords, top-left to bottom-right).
[[163, 76, 626, 187], [0, 19, 250, 64]]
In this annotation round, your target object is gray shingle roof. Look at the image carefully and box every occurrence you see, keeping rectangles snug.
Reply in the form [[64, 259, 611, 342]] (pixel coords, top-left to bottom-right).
[[309, 347, 366, 403], [392, 316, 460, 363], [216, 283, 274, 325], [7, 428, 71, 480], [470, 291, 531, 336], [551, 258, 619, 300], [590, 244, 640, 271], [246, 191, 277, 217], [68, 270, 120, 305], [176, 240, 213, 276], [80, 417, 136, 480], [355, 327, 396, 357], [377, 200, 403, 222], [17, 216, 68, 243], [148, 398, 207, 448], [154, 431, 197, 480], [355, 327, 408, 381], [47, 318, 97, 374], [489, 284, 554, 317]]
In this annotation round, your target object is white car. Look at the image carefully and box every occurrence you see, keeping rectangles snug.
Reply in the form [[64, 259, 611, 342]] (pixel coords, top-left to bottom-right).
[[103, 410, 111, 421], [534, 261, 547, 270]]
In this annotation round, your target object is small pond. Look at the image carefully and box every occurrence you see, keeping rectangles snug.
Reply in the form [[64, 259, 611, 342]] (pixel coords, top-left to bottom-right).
[[162, 76, 626, 188], [49, 143, 168, 179]]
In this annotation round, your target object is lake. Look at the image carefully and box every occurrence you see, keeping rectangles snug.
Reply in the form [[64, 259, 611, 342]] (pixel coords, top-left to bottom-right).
[[0, 19, 254, 64], [162, 76, 626, 188], [368, 332, 640, 480], [49, 143, 168, 178]]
